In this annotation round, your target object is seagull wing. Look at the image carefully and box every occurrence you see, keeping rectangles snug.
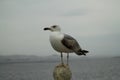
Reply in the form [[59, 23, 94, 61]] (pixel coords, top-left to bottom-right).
[[61, 34, 81, 51]]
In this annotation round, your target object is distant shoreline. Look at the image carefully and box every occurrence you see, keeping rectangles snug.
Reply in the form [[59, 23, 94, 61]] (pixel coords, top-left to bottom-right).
[[0, 55, 120, 64]]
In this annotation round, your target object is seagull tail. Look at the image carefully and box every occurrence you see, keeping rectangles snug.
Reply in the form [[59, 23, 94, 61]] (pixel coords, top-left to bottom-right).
[[75, 49, 89, 56]]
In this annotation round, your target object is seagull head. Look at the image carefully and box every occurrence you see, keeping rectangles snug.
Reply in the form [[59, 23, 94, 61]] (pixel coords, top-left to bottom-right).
[[44, 25, 61, 32]]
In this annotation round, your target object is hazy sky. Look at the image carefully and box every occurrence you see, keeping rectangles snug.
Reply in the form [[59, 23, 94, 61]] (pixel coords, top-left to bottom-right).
[[0, 0, 120, 57]]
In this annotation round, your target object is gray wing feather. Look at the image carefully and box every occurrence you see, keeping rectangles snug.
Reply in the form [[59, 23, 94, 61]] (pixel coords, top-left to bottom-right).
[[61, 34, 81, 51]]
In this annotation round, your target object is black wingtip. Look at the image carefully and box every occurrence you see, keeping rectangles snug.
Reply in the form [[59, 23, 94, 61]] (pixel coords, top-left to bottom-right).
[[82, 50, 89, 53], [75, 49, 89, 56]]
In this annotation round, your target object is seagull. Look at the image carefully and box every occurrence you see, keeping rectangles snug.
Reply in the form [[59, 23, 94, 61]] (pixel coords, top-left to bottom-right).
[[44, 25, 89, 64]]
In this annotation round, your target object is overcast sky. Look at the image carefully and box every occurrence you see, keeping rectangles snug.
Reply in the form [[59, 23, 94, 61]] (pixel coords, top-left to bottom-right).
[[0, 0, 120, 57]]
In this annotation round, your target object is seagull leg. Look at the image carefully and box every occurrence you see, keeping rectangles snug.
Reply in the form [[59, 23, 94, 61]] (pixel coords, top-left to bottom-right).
[[61, 52, 64, 64], [67, 53, 69, 65]]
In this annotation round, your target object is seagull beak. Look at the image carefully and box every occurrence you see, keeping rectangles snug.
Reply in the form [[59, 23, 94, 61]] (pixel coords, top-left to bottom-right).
[[43, 27, 51, 31]]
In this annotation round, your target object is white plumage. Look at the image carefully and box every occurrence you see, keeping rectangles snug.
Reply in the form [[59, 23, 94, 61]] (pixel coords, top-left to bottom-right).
[[44, 25, 89, 64]]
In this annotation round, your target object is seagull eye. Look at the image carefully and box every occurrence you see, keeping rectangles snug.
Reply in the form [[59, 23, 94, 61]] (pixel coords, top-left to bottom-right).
[[52, 25, 57, 28]]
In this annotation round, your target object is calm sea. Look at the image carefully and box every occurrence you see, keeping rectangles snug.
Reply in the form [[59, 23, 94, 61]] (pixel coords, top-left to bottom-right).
[[0, 58, 120, 80]]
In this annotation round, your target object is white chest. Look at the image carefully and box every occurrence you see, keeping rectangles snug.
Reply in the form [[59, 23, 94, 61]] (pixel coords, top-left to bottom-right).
[[49, 32, 72, 53]]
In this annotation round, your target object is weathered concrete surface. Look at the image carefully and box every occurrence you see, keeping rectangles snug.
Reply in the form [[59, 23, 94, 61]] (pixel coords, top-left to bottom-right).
[[53, 64, 72, 80]]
